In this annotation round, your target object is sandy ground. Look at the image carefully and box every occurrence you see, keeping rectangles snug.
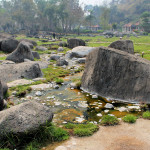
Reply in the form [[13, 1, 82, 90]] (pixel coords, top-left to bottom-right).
[[44, 119, 150, 150]]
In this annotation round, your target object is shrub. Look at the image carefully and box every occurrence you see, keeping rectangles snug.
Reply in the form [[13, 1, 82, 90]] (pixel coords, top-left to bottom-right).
[[64, 122, 98, 137], [143, 111, 150, 119], [101, 115, 119, 126], [123, 115, 137, 123]]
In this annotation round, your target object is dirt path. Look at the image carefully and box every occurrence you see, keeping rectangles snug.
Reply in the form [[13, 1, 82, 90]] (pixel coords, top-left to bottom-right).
[[44, 119, 150, 150]]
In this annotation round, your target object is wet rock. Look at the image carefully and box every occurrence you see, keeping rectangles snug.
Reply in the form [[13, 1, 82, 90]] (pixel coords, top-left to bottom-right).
[[7, 79, 34, 88], [77, 58, 86, 64], [104, 110, 109, 113], [97, 113, 102, 117], [109, 40, 134, 54], [104, 103, 114, 109], [0, 101, 53, 139], [54, 85, 59, 89], [68, 38, 85, 49], [35, 46, 48, 51], [116, 107, 128, 112], [81, 46, 150, 103], [127, 106, 140, 111], [0, 62, 42, 82], [1, 38, 19, 53], [6, 41, 34, 63], [92, 95, 98, 99], [32, 51, 40, 59]]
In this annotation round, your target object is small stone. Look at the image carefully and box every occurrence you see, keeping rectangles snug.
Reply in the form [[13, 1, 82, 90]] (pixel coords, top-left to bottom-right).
[[104, 109, 109, 113], [35, 91, 42, 96], [92, 95, 98, 99], [54, 85, 59, 89], [97, 113, 102, 117], [104, 103, 114, 109]]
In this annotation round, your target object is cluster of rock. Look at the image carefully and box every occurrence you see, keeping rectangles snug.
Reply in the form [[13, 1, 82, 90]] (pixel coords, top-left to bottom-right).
[[82, 40, 150, 103]]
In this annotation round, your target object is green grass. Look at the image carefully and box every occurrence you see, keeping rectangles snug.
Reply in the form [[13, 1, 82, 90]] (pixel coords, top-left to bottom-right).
[[0, 123, 69, 149], [142, 111, 150, 119], [0, 56, 6, 60], [42, 65, 70, 82], [55, 78, 64, 84], [123, 114, 137, 123], [64, 122, 99, 137], [101, 115, 119, 126]]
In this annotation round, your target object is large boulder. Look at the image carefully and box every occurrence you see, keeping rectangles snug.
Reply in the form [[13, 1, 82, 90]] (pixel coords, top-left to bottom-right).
[[0, 62, 42, 82], [58, 41, 68, 47], [0, 101, 53, 139], [1, 38, 19, 53], [67, 38, 85, 49], [0, 81, 8, 111], [82, 46, 150, 103], [6, 41, 34, 63], [66, 46, 96, 59], [32, 51, 40, 59], [109, 40, 134, 54]]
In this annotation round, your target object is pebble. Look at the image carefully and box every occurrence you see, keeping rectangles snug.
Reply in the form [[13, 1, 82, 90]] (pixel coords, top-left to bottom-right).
[[104, 109, 109, 113], [35, 91, 42, 96], [104, 103, 114, 109], [92, 95, 98, 99], [97, 113, 102, 117]]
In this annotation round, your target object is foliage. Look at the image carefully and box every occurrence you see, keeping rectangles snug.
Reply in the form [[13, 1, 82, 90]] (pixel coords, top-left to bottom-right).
[[101, 115, 119, 126], [142, 111, 150, 119], [0, 56, 6, 60], [0, 123, 69, 149], [123, 115, 137, 123], [64, 122, 99, 137], [141, 11, 150, 33]]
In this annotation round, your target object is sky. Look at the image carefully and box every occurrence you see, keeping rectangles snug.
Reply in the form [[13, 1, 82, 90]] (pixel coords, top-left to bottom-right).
[[79, 0, 111, 6]]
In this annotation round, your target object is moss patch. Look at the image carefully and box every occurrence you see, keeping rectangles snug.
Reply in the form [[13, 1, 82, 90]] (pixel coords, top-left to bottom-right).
[[101, 115, 119, 126]]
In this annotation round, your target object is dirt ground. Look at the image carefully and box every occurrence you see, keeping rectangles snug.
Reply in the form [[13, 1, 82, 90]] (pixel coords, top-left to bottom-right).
[[44, 119, 150, 150]]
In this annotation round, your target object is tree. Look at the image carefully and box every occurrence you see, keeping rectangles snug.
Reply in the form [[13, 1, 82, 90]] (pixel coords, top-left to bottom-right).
[[141, 11, 150, 33]]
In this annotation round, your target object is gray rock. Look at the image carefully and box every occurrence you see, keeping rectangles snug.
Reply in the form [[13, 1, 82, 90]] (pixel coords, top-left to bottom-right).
[[77, 58, 86, 64], [35, 46, 48, 51], [0, 81, 8, 111], [6, 41, 34, 63], [57, 58, 68, 66], [109, 40, 134, 54], [0, 62, 42, 82], [104, 103, 114, 109], [81, 46, 150, 103], [50, 54, 61, 61], [58, 41, 67, 47], [32, 51, 40, 59], [0, 101, 53, 139], [34, 61, 49, 69], [1, 38, 19, 53], [66, 46, 96, 59], [19, 39, 37, 46], [2, 60, 15, 64], [57, 47, 64, 52], [67, 38, 85, 49]]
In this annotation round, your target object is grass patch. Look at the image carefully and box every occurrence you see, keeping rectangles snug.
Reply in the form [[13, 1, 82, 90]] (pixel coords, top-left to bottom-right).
[[0, 56, 6, 60], [142, 111, 150, 119], [42, 65, 70, 82], [101, 115, 119, 126], [0, 123, 69, 150], [64, 122, 99, 137], [123, 114, 137, 123], [55, 78, 64, 84]]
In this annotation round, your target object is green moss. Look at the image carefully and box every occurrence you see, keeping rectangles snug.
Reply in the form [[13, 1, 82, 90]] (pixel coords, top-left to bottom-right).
[[123, 114, 137, 123], [64, 122, 99, 137], [101, 115, 119, 126], [0, 56, 6, 60], [143, 111, 150, 119]]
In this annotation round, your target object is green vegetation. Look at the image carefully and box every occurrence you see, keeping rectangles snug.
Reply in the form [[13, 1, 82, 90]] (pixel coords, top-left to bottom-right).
[[0, 123, 69, 150], [0, 56, 6, 60], [64, 122, 99, 137], [55, 78, 64, 84], [123, 114, 137, 123], [101, 115, 119, 126], [42, 65, 70, 82], [142, 111, 150, 119]]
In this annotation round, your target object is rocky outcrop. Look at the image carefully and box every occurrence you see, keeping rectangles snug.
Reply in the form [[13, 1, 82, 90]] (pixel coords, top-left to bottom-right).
[[67, 38, 85, 49], [1, 38, 19, 53], [82, 46, 150, 103], [19, 39, 37, 46], [0, 101, 53, 139], [66, 46, 96, 59], [0, 62, 42, 82], [6, 41, 34, 63], [109, 40, 134, 54], [57, 58, 68, 66], [59, 41, 67, 47]]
